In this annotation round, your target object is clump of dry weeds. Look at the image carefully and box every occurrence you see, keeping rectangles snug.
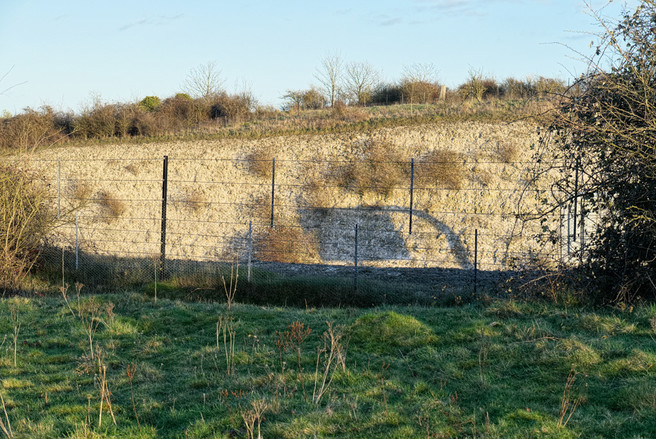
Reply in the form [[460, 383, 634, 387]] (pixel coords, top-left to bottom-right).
[[68, 180, 92, 202], [332, 138, 408, 197], [416, 149, 467, 190], [245, 148, 274, 179], [496, 140, 520, 164], [181, 188, 207, 213], [96, 191, 125, 222], [254, 225, 320, 264]]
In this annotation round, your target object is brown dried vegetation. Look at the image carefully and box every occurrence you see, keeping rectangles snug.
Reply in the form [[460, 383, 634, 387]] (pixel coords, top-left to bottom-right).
[[416, 149, 467, 190]]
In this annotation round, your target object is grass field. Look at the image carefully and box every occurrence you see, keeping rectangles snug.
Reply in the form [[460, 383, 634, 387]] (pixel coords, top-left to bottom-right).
[[1, 292, 655, 438]]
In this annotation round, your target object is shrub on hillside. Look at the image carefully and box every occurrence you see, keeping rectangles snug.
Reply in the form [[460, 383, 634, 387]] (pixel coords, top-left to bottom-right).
[[159, 94, 202, 130], [209, 93, 252, 123], [112, 103, 138, 138], [74, 102, 119, 139], [500, 76, 566, 100], [416, 149, 467, 190], [96, 190, 125, 222], [534, 77, 566, 97], [458, 72, 499, 101], [333, 138, 407, 197], [302, 88, 326, 110], [139, 96, 162, 112], [0, 164, 56, 291], [400, 80, 442, 104], [128, 108, 161, 137], [501, 77, 533, 100], [245, 148, 274, 179], [0, 107, 67, 150], [370, 83, 403, 105]]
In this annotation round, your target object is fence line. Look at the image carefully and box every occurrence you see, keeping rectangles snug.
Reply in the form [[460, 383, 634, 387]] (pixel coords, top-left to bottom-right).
[[28, 154, 584, 299]]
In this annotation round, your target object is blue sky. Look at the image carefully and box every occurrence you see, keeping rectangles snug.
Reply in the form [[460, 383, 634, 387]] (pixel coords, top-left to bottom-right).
[[0, 0, 642, 114]]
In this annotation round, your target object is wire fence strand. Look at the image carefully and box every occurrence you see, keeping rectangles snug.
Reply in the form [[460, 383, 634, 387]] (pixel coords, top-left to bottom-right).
[[39, 155, 578, 301]]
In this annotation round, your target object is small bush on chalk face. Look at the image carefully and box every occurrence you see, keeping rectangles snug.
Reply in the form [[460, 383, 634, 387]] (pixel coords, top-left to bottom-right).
[[416, 149, 467, 190], [496, 140, 519, 164], [68, 180, 92, 203], [333, 138, 407, 197], [182, 188, 207, 213], [96, 191, 125, 222], [245, 148, 274, 180]]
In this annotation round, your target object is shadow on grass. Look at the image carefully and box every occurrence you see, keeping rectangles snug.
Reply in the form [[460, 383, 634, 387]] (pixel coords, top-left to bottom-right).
[[29, 246, 519, 307]]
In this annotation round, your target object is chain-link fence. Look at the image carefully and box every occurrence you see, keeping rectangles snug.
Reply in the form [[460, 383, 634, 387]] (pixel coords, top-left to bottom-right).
[[23, 153, 587, 305]]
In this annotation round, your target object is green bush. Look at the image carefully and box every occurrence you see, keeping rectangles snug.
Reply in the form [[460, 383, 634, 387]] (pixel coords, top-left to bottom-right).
[[139, 96, 162, 112]]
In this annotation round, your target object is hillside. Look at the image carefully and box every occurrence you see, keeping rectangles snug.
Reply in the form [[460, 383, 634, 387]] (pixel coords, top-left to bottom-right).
[[12, 116, 562, 289]]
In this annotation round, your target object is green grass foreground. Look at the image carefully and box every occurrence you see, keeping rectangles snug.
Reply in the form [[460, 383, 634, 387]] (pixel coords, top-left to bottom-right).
[[0, 294, 655, 438]]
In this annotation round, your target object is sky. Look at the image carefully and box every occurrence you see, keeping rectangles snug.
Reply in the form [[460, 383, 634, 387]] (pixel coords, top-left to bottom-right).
[[0, 0, 643, 115]]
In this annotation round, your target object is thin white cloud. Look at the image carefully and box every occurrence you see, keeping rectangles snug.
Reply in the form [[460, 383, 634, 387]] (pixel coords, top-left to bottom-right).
[[413, 0, 542, 16], [119, 14, 183, 32]]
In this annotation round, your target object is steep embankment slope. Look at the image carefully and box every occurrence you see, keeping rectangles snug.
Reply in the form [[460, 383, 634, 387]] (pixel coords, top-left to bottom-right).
[[21, 120, 557, 270]]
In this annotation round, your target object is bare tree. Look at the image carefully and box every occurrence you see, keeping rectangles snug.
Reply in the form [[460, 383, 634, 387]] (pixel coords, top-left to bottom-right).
[[184, 62, 225, 101], [314, 54, 343, 107], [402, 63, 437, 85], [401, 63, 439, 105], [282, 87, 325, 112], [282, 90, 304, 112], [344, 62, 379, 106], [460, 68, 487, 101]]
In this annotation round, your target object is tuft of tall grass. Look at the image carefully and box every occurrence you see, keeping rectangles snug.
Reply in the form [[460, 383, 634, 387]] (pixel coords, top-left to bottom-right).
[[416, 149, 467, 190], [181, 188, 207, 213], [332, 138, 408, 197], [95, 191, 125, 222], [245, 148, 274, 179], [254, 226, 320, 264]]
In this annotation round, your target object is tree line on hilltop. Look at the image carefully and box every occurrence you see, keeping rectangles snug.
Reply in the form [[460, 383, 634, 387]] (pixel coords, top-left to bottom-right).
[[0, 59, 567, 150]]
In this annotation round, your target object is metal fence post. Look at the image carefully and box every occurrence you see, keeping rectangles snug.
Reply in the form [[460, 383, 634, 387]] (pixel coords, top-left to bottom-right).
[[354, 223, 359, 292], [75, 212, 79, 270], [247, 220, 252, 283], [160, 155, 169, 275], [409, 158, 414, 235], [474, 229, 478, 297], [567, 203, 571, 257], [270, 157, 275, 228], [573, 156, 579, 240], [560, 206, 564, 264], [580, 202, 585, 264], [57, 158, 61, 219]]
